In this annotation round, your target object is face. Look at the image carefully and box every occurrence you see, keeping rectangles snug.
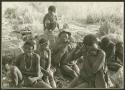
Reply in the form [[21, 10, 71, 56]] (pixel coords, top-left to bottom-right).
[[86, 43, 98, 55], [23, 45, 34, 54], [40, 41, 49, 49], [60, 33, 69, 43], [49, 10, 56, 14]]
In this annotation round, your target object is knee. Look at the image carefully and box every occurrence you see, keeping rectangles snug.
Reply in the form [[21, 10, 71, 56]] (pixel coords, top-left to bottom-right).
[[11, 66, 18, 72]]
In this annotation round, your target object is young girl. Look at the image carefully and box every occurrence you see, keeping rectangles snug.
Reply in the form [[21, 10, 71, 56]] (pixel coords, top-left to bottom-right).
[[36, 38, 56, 88], [7, 41, 52, 88]]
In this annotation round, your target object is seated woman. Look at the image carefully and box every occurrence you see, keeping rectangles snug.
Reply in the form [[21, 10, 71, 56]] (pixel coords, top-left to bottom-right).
[[67, 34, 108, 88], [8, 41, 52, 88], [52, 31, 79, 79], [35, 38, 56, 88]]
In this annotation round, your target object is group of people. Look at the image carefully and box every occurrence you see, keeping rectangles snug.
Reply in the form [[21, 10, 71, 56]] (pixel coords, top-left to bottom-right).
[[3, 5, 123, 88]]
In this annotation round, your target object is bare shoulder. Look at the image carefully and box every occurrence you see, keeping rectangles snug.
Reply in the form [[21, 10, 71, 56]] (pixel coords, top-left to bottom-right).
[[98, 49, 106, 57], [33, 53, 40, 60]]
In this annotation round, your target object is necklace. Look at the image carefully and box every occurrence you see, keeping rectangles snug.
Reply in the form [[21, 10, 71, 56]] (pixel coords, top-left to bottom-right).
[[24, 54, 33, 71]]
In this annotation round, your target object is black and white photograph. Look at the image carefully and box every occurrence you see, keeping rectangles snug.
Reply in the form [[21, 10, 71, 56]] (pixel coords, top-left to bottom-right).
[[1, 2, 124, 89]]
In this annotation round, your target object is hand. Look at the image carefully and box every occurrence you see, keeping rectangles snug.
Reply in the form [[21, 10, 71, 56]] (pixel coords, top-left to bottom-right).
[[46, 68, 50, 72], [44, 71, 51, 77], [28, 76, 35, 83], [24, 76, 35, 85]]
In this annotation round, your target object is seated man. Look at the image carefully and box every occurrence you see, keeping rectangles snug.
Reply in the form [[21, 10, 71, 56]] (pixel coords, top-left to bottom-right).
[[8, 41, 52, 88], [67, 34, 108, 88], [115, 41, 123, 65], [99, 37, 122, 72], [35, 38, 56, 88], [52, 31, 79, 79]]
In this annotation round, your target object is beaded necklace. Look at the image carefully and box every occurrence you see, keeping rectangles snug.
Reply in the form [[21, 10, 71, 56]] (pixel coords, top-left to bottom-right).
[[24, 54, 33, 71]]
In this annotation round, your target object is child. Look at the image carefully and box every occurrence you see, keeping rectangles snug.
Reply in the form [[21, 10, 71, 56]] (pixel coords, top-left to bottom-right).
[[8, 41, 52, 88], [35, 38, 56, 88], [43, 5, 59, 49]]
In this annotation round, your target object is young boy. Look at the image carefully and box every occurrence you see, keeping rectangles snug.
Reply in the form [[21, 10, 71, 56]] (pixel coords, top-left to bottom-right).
[[43, 5, 59, 31], [43, 5, 59, 49]]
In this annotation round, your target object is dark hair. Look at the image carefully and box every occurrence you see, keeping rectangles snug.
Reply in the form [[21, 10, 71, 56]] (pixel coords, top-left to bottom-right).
[[83, 34, 98, 46], [23, 41, 35, 48], [101, 37, 110, 45], [48, 5, 56, 12], [58, 31, 71, 38], [39, 38, 48, 44]]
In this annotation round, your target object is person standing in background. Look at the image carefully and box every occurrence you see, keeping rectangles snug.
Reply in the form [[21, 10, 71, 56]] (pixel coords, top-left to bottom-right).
[[43, 5, 59, 49]]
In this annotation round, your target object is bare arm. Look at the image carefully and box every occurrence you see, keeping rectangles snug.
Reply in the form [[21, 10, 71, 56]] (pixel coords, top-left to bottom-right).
[[43, 14, 47, 30], [55, 15, 59, 29], [46, 49, 51, 70], [67, 46, 83, 62], [35, 54, 41, 77], [107, 43, 115, 62]]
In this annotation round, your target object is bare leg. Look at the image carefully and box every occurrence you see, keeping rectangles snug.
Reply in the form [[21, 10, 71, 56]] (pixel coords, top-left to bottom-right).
[[75, 82, 89, 88], [67, 77, 83, 88], [72, 64, 80, 75], [43, 76, 50, 85], [61, 65, 78, 79], [48, 70, 56, 88], [10, 66, 23, 87], [33, 80, 52, 88]]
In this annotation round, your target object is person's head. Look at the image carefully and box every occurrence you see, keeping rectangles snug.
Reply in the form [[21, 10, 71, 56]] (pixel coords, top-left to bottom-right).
[[39, 38, 49, 49], [83, 34, 99, 54], [48, 5, 56, 14], [4, 55, 14, 71], [101, 37, 110, 46], [58, 31, 71, 43], [23, 41, 35, 54]]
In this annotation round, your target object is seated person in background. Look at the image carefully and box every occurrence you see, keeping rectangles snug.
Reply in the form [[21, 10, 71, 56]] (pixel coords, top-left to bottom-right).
[[2, 55, 16, 87], [115, 41, 123, 65], [35, 38, 56, 88], [99, 37, 122, 72], [8, 41, 52, 88], [67, 34, 108, 88], [52, 31, 79, 79], [111, 41, 123, 88]]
